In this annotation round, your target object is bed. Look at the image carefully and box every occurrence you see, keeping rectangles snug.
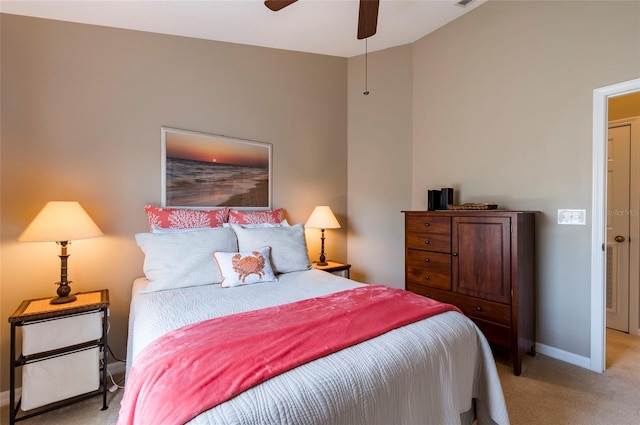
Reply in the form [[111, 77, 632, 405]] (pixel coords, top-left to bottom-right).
[[118, 214, 510, 425]]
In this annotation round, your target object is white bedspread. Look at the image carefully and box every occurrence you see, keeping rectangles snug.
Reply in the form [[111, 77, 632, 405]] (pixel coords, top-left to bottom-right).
[[126, 269, 509, 425]]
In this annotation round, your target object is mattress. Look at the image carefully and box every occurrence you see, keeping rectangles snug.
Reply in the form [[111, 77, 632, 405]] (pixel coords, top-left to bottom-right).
[[125, 269, 509, 425]]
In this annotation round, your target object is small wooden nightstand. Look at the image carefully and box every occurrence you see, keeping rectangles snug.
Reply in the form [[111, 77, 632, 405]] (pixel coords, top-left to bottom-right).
[[8, 290, 109, 425], [312, 260, 351, 279]]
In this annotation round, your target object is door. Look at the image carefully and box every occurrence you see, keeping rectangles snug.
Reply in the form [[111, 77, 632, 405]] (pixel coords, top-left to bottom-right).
[[452, 216, 511, 304], [606, 124, 632, 332]]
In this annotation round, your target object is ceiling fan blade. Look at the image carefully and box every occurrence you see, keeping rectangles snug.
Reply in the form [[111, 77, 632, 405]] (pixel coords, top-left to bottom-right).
[[357, 0, 379, 39], [264, 0, 298, 12]]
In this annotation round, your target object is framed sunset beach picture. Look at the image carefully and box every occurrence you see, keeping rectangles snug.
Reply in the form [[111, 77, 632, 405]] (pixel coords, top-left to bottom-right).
[[161, 127, 272, 209]]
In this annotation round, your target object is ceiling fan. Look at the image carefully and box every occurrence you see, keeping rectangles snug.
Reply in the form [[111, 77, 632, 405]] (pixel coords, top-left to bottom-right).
[[264, 0, 380, 39]]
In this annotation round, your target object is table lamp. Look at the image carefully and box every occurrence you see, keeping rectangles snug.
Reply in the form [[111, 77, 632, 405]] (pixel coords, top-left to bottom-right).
[[18, 201, 104, 304], [305, 206, 341, 266]]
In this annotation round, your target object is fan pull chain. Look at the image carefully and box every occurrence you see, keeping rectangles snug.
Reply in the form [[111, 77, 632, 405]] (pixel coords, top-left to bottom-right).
[[363, 38, 370, 96]]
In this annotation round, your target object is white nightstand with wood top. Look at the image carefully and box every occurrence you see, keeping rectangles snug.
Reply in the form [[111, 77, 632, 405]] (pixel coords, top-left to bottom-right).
[[8, 289, 110, 425]]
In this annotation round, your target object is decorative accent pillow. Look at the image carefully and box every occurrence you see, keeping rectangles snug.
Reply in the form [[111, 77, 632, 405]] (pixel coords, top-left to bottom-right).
[[150, 224, 214, 234], [228, 208, 285, 225], [231, 223, 312, 274], [222, 219, 290, 229], [135, 227, 238, 293], [214, 246, 278, 288], [145, 205, 229, 232]]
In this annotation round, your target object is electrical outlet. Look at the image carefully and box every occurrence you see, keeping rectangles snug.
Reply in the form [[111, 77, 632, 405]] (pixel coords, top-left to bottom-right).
[[558, 209, 586, 225]]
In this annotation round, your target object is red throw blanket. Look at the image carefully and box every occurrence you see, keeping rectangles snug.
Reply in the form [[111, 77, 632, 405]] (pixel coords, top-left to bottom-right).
[[117, 285, 459, 425]]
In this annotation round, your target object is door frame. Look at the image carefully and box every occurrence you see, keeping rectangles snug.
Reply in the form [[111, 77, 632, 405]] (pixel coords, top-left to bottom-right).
[[591, 78, 640, 373]]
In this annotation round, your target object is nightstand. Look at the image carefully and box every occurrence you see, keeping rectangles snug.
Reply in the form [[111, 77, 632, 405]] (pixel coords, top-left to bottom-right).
[[312, 260, 351, 279], [8, 290, 109, 425]]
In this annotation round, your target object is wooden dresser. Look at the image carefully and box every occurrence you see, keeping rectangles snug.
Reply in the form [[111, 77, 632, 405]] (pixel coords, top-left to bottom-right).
[[403, 210, 536, 375]]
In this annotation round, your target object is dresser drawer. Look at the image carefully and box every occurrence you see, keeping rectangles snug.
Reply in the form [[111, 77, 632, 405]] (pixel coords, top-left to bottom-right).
[[406, 250, 451, 290], [471, 318, 511, 348], [406, 216, 451, 235], [406, 284, 511, 326], [406, 232, 451, 253]]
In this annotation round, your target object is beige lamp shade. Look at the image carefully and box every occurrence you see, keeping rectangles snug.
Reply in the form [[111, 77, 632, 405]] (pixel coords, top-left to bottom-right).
[[305, 206, 341, 230], [18, 201, 103, 243]]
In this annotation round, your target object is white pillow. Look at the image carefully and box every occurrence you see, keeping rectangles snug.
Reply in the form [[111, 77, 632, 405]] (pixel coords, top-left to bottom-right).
[[222, 219, 290, 229], [214, 246, 278, 288], [151, 224, 215, 233], [135, 227, 238, 293], [231, 223, 312, 274]]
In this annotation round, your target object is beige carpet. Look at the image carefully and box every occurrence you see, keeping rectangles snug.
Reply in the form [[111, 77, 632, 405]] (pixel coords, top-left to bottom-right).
[[496, 329, 640, 425], [3, 330, 639, 424], [1, 378, 123, 425]]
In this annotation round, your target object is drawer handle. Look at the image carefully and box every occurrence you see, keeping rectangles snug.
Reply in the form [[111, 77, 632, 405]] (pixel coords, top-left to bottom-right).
[[424, 240, 430, 245], [476, 306, 482, 312], [452, 252, 458, 257], [424, 294, 432, 298], [424, 222, 430, 227], [425, 276, 430, 280], [424, 258, 430, 262]]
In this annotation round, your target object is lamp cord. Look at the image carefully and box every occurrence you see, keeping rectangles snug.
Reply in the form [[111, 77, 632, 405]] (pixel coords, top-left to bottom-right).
[[363, 38, 370, 96]]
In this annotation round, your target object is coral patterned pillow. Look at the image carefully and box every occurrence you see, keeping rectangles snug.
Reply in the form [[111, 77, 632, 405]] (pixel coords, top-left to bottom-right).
[[145, 205, 229, 231], [228, 208, 285, 225], [213, 246, 277, 288]]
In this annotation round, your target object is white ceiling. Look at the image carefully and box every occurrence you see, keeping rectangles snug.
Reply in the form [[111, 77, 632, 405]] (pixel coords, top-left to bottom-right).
[[0, 0, 486, 58]]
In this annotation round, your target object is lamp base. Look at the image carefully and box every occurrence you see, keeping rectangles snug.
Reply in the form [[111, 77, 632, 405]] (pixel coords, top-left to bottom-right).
[[50, 294, 77, 305], [318, 231, 328, 266], [51, 281, 76, 304]]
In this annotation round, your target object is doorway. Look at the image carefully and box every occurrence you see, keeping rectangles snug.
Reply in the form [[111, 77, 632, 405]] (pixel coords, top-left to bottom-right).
[[592, 78, 640, 373]]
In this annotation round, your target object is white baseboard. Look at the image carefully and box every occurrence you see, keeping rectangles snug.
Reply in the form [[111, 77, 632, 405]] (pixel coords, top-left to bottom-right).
[[535, 342, 592, 370], [0, 361, 126, 408]]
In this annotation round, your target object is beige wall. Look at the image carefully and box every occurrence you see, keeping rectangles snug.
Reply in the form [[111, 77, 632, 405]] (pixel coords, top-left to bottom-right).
[[411, 1, 640, 357], [347, 44, 413, 286], [348, 0, 639, 363], [0, 14, 347, 392]]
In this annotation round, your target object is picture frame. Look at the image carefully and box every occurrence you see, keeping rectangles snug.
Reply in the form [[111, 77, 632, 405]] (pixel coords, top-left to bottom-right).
[[161, 127, 272, 209]]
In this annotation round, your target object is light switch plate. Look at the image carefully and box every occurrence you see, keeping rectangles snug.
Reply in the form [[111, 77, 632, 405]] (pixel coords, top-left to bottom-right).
[[558, 209, 586, 225]]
